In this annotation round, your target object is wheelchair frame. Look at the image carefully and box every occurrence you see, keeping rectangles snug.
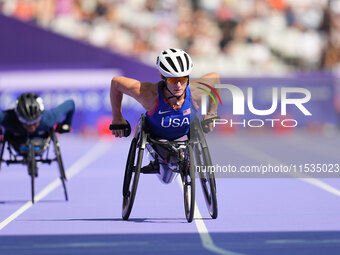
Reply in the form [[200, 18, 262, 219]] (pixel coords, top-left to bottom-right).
[[0, 128, 68, 203], [121, 114, 217, 223]]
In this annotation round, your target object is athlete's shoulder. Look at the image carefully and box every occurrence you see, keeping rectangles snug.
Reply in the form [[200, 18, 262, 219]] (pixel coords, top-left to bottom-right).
[[1, 109, 16, 122], [190, 72, 220, 86], [190, 73, 220, 102], [140, 81, 158, 95]]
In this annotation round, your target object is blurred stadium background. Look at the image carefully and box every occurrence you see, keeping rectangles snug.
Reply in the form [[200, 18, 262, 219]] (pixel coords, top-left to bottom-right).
[[1, 0, 340, 133]]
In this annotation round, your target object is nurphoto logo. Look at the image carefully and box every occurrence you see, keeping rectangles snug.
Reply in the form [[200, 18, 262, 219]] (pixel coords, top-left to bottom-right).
[[200, 84, 312, 128]]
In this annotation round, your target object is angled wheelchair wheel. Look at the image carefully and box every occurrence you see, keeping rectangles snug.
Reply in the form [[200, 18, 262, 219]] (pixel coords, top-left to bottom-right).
[[194, 143, 217, 219], [194, 137, 217, 219], [122, 131, 144, 220], [181, 145, 195, 223], [194, 127, 218, 219], [51, 130, 68, 201], [28, 143, 37, 203]]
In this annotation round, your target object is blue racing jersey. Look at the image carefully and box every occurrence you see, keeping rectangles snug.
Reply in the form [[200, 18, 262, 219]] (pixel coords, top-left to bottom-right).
[[0, 100, 75, 137], [145, 82, 197, 140]]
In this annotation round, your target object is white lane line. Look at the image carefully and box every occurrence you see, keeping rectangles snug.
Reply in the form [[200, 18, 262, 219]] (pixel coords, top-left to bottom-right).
[[0, 139, 112, 231], [176, 178, 244, 255], [226, 137, 340, 198]]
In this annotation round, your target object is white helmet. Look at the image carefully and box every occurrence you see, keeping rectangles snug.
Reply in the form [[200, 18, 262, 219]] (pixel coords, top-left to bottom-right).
[[156, 48, 193, 77]]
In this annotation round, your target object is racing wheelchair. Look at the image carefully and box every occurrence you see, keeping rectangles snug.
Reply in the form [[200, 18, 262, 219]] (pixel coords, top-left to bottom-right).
[[0, 127, 68, 203], [110, 114, 217, 223]]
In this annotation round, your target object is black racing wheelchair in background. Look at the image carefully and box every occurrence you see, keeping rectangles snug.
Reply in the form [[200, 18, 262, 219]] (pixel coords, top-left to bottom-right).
[[110, 114, 218, 223], [0, 127, 68, 203]]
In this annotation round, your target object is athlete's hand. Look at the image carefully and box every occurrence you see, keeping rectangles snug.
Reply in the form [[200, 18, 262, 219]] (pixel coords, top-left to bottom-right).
[[110, 117, 131, 138], [201, 115, 219, 133], [55, 123, 72, 133], [202, 115, 214, 133]]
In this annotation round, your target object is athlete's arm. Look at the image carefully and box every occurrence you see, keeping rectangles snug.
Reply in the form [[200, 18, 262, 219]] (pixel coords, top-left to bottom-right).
[[43, 99, 75, 128], [110, 76, 157, 137], [191, 72, 221, 132]]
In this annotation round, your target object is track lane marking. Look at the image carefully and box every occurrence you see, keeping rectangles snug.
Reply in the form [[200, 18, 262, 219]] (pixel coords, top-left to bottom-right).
[[0, 139, 112, 231], [176, 178, 244, 255]]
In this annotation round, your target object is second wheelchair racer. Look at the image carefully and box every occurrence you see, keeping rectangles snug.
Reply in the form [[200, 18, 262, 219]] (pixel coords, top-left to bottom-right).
[[0, 92, 75, 149]]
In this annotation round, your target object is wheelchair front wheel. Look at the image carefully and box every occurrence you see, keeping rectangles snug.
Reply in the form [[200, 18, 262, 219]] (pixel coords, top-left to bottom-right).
[[51, 131, 68, 201], [28, 144, 37, 203], [194, 143, 218, 219], [181, 145, 195, 223], [122, 137, 143, 220]]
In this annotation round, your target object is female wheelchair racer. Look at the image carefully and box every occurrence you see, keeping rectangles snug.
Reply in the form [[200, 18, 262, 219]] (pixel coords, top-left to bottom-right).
[[110, 48, 220, 222], [0, 93, 74, 203]]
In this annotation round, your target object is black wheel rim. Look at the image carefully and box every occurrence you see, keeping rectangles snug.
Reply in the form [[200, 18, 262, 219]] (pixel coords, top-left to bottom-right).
[[53, 132, 68, 200], [29, 145, 36, 203], [194, 142, 218, 219], [183, 145, 195, 223], [122, 136, 143, 220]]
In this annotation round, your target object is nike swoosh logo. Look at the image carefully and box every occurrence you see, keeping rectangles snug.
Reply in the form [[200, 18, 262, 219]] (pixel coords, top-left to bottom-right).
[[158, 110, 171, 114]]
